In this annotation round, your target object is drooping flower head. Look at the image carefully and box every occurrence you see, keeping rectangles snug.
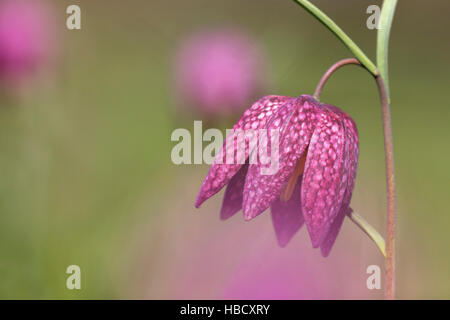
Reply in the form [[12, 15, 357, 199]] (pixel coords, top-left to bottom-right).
[[174, 28, 265, 118], [195, 94, 359, 256], [0, 0, 53, 86]]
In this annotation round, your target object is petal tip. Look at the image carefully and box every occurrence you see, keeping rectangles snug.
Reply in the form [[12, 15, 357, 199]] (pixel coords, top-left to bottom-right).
[[194, 193, 206, 208], [276, 237, 289, 248], [242, 205, 264, 221], [308, 230, 325, 249], [311, 240, 321, 249], [220, 207, 238, 220], [320, 246, 332, 257]]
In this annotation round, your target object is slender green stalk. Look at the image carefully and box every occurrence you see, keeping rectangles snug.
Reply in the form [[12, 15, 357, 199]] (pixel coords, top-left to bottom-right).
[[348, 211, 386, 257], [292, 0, 378, 76], [374, 73, 396, 300], [377, 0, 398, 101], [377, 0, 398, 300]]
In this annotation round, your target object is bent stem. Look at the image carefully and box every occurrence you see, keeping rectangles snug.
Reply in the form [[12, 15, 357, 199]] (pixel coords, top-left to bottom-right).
[[348, 211, 386, 257], [292, 0, 378, 76], [314, 58, 362, 100], [314, 59, 396, 299]]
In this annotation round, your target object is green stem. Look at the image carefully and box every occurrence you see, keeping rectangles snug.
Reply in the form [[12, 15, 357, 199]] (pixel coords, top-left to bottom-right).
[[292, 0, 378, 76], [348, 211, 386, 258], [377, 0, 398, 101], [375, 73, 396, 300], [377, 0, 398, 300]]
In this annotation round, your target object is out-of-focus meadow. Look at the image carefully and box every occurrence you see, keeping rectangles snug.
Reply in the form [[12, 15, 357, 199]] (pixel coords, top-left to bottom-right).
[[0, 0, 449, 299]]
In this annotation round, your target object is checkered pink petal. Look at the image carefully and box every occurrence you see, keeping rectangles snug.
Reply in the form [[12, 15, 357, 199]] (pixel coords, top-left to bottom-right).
[[242, 95, 319, 220], [319, 105, 359, 256], [301, 107, 347, 247], [195, 95, 290, 208]]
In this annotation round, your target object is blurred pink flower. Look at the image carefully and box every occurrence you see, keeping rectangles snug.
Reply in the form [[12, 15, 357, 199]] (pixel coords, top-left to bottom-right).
[[0, 0, 53, 85], [196, 95, 359, 256], [175, 29, 266, 117]]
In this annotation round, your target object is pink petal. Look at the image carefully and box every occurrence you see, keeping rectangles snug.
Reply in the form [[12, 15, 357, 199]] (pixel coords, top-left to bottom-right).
[[324, 105, 359, 212], [301, 107, 347, 248], [320, 207, 350, 257], [220, 164, 248, 220], [270, 178, 304, 247], [195, 95, 290, 208], [242, 95, 319, 219], [319, 105, 359, 256]]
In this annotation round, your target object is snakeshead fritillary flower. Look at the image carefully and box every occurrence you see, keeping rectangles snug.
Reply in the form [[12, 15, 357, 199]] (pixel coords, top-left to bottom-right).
[[195, 95, 359, 256]]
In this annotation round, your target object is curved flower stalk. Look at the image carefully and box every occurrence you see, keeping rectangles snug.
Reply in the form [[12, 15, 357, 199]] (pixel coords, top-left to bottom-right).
[[196, 95, 359, 257]]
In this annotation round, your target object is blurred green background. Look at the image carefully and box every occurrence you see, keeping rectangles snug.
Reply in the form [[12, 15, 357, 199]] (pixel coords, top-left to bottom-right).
[[0, 0, 449, 299]]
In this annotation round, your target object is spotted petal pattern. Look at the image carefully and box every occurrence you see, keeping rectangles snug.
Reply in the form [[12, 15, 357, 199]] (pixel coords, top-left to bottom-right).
[[195, 95, 290, 207], [319, 105, 359, 256], [242, 96, 319, 220], [301, 107, 347, 247]]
